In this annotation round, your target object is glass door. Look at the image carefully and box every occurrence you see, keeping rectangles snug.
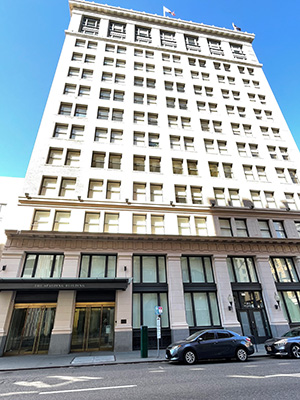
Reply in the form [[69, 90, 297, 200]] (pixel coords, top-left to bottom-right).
[[71, 303, 115, 352], [233, 291, 271, 344], [4, 304, 56, 355]]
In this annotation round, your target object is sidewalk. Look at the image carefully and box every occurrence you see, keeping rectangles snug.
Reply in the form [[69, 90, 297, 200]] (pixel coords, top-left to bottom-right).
[[0, 345, 267, 372]]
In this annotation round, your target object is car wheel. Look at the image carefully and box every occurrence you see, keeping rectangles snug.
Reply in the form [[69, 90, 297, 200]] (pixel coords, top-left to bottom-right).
[[184, 350, 197, 365], [236, 347, 248, 362], [290, 344, 300, 359]]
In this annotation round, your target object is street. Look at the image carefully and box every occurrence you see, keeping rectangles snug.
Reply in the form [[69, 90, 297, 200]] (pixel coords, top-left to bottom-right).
[[0, 357, 299, 399]]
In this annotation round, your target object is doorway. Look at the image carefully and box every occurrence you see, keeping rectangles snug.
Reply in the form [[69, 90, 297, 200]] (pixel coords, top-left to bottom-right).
[[71, 302, 115, 352], [4, 304, 56, 355], [233, 291, 271, 344]]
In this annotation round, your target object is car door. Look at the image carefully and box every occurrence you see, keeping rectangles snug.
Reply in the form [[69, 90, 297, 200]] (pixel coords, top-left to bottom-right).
[[213, 331, 237, 358], [194, 331, 217, 359]]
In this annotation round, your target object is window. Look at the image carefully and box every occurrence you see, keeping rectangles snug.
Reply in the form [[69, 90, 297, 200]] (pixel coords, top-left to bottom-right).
[[84, 213, 100, 232], [227, 257, 258, 283], [184, 292, 220, 328], [53, 124, 68, 138], [135, 26, 151, 42], [161, 30, 176, 47], [134, 93, 144, 104], [75, 39, 85, 47], [72, 52, 83, 62], [75, 104, 87, 117], [100, 89, 111, 100], [85, 54, 95, 63], [214, 188, 226, 206], [53, 211, 71, 231], [251, 190, 262, 207], [112, 109, 123, 122], [104, 213, 119, 233], [209, 162, 219, 177], [146, 78, 156, 88], [181, 117, 191, 129], [133, 183, 146, 201], [134, 77, 144, 87], [195, 218, 208, 236], [78, 86, 90, 97], [182, 256, 214, 283], [150, 184, 163, 202], [82, 69, 93, 79], [191, 186, 202, 204], [47, 148, 63, 165], [176, 83, 185, 92], [134, 111, 145, 124], [179, 99, 188, 110], [151, 216, 164, 234], [70, 125, 84, 139], [80, 255, 116, 278], [204, 139, 215, 153], [223, 163, 233, 179], [187, 160, 198, 175], [133, 155, 145, 171], [270, 258, 299, 283], [273, 221, 286, 238], [109, 21, 126, 39], [258, 220, 271, 238], [175, 185, 187, 203], [172, 159, 183, 174], [133, 255, 167, 284], [59, 103, 72, 115], [229, 189, 241, 207], [149, 157, 161, 173], [289, 169, 299, 184], [235, 219, 248, 237], [102, 72, 113, 82], [114, 90, 124, 102], [148, 113, 158, 126], [285, 193, 297, 210], [106, 181, 121, 200], [80, 16, 99, 35], [133, 131, 145, 146], [108, 154, 121, 169], [265, 192, 276, 208], [59, 178, 76, 198], [97, 107, 109, 120], [208, 39, 223, 56], [147, 95, 157, 105], [65, 150, 80, 166], [95, 128, 107, 142], [168, 115, 178, 128], [257, 166, 267, 181], [185, 35, 200, 50], [184, 137, 194, 151], [22, 254, 63, 278], [110, 129, 123, 143], [133, 214, 147, 233], [276, 168, 287, 183], [237, 143, 247, 157], [115, 74, 125, 84], [88, 180, 103, 199], [243, 165, 254, 180], [249, 144, 259, 158], [164, 81, 173, 91], [219, 218, 232, 236], [88, 41, 97, 49], [39, 177, 57, 196], [149, 133, 159, 147], [218, 141, 227, 154], [32, 210, 50, 231], [91, 152, 105, 168], [280, 147, 289, 160], [178, 217, 191, 235], [116, 59, 126, 68], [64, 84, 76, 95], [133, 292, 169, 329], [279, 292, 300, 324], [230, 43, 246, 59]]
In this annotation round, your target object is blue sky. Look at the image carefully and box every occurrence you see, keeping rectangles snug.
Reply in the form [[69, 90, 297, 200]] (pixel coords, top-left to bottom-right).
[[1, 0, 299, 177]]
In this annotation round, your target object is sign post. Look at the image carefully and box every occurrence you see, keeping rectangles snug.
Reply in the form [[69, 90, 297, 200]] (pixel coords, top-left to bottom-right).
[[155, 306, 163, 358]]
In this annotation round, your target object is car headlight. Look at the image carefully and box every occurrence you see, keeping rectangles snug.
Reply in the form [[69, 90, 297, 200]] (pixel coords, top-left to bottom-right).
[[274, 339, 288, 348], [170, 345, 182, 355]]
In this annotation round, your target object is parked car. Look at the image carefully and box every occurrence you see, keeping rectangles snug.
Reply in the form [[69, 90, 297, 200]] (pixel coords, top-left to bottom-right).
[[165, 329, 254, 364], [264, 327, 300, 358]]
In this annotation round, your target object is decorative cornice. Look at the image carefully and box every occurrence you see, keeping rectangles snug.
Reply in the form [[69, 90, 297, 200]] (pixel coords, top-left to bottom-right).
[[69, 0, 255, 43]]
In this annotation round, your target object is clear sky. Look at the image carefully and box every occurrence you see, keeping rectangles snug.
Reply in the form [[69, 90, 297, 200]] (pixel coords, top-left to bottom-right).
[[1, 0, 299, 177]]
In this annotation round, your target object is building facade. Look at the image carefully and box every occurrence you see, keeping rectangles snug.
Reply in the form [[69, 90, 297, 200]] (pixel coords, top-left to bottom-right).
[[1, 0, 300, 356]]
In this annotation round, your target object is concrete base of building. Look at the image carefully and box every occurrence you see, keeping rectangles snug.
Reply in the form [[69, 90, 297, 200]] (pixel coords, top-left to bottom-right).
[[48, 333, 72, 355], [0, 336, 7, 357], [171, 328, 190, 343], [114, 330, 132, 352], [270, 323, 290, 338]]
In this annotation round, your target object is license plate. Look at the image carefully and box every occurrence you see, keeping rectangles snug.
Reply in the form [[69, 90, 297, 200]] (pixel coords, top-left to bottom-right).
[[267, 346, 272, 351]]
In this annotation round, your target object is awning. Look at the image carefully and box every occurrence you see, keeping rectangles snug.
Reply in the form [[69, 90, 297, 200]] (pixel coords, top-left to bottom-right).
[[0, 278, 130, 291]]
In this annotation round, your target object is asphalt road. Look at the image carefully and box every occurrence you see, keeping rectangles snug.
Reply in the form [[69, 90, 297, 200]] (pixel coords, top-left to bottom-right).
[[0, 357, 300, 400]]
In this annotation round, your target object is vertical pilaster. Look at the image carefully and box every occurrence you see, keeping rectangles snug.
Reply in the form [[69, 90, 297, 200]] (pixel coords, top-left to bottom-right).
[[166, 254, 189, 342], [114, 253, 133, 351], [255, 255, 289, 337], [212, 255, 241, 332], [0, 291, 15, 356]]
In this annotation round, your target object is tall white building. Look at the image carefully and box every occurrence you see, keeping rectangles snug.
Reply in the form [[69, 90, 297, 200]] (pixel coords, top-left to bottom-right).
[[1, 0, 300, 356]]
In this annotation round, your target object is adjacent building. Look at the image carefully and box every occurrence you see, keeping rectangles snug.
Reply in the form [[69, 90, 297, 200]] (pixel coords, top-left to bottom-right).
[[1, 0, 300, 356]]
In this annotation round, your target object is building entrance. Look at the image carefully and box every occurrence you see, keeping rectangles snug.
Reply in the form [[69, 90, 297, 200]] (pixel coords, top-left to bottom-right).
[[4, 304, 56, 355], [233, 291, 271, 344], [71, 303, 115, 352]]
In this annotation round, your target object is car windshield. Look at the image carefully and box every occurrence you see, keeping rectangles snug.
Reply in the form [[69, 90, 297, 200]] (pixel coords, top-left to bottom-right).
[[282, 329, 300, 337], [186, 331, 205, 341]]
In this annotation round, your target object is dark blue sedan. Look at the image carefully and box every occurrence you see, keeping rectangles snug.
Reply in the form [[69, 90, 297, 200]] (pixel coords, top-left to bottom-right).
[[264, 327, 300, 358], [165, 329, 254, 364]]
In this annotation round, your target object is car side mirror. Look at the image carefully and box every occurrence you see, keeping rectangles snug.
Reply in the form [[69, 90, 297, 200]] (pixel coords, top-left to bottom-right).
[[198, 337, 203, 342]]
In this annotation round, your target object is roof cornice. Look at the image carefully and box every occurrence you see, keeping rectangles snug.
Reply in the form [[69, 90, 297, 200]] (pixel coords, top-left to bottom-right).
[[69, 0, 255, 43]]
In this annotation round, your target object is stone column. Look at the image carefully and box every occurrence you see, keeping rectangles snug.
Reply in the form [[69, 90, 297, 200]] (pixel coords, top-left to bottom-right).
[[0, 291, 15, 356], [166, 254, 189, 342], [114, 253, 133, 351], [48, 252, 80, 354], [255, 255, 289, 337], [212, 255, 241, 333]]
